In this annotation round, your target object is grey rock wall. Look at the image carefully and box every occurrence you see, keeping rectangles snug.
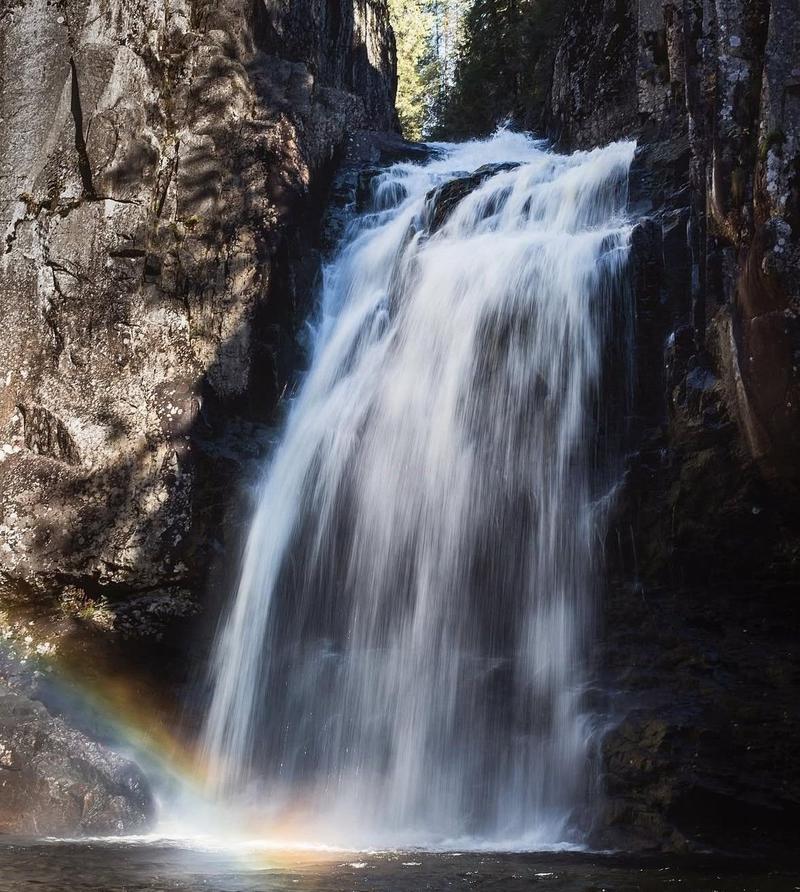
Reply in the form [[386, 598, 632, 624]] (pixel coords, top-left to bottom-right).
[[550, 0, 800, 478], [0, 0, 396, 647]]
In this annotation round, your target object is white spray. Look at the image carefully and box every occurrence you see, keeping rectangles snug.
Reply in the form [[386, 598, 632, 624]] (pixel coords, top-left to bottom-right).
[[201, 131, 636, 849]]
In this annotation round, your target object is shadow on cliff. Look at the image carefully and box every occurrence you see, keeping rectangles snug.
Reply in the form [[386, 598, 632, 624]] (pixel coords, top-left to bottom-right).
[[13, 3, 398, 749]]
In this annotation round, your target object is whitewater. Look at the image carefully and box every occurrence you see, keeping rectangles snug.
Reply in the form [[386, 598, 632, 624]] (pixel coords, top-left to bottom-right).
[[201, 130, 636, 850]]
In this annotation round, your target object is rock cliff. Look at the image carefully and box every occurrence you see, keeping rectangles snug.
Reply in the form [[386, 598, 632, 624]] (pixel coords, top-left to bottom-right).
[[550, 0, 799, 476], [548, 0, 800, 857], [0, 0, 396, 657], [0, 0, 397, 834]]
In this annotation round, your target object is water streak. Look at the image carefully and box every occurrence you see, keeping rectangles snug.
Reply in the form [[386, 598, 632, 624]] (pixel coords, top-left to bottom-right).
[[202, 131, 636, 849]]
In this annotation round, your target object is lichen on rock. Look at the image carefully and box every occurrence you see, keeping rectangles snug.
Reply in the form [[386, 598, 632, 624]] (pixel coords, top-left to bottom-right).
[[0, 0, 398, 645]]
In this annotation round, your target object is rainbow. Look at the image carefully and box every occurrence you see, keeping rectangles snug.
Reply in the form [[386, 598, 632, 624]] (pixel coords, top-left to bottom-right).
[[0, 627, 368, 863]]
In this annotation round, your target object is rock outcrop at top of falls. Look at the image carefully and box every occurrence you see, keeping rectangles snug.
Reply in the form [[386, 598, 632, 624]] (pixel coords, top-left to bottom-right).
[[0, 0, 397, 651]]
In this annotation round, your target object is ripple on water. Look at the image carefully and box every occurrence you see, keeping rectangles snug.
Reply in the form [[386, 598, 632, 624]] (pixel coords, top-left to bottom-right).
[[0, 840, 792, 892]]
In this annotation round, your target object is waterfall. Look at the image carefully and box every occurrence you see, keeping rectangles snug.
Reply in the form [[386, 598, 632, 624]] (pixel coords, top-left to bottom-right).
[[201, 130, 636, 849]]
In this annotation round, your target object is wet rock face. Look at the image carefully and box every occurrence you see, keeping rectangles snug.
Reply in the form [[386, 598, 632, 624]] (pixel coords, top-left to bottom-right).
[[0, 1, 396, 629], [0, 684, 154, 835], [424, 163, 520, 233], [551, 0, 800, 479], [549, 0, 800, 857]]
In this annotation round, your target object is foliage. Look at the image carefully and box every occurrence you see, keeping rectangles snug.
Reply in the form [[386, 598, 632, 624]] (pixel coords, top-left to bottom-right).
[[389, 0, 475, 139], [434, 0, 566, 138], [389, 0, 563, 140], [389, 0, 440, 139]]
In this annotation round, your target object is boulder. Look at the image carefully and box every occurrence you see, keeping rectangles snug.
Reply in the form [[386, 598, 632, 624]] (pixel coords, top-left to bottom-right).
[[0, 685, 154, 836]]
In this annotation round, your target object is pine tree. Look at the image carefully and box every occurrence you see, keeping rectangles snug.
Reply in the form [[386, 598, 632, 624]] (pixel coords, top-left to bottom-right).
[[389, 0, 438, 139], [389, 0, 563, 141], [436, 0, 566, 138]]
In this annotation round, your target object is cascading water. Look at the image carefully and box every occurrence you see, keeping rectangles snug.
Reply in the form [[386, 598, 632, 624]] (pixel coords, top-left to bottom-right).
[[201, 131, 636, 849]]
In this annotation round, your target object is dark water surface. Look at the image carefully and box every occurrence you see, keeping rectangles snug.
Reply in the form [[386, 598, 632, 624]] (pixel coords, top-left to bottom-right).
[[0, 841, 797, 892]]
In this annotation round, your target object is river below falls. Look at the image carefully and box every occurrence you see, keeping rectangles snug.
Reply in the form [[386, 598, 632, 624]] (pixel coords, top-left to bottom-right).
[[0, 841, 795, 891]]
